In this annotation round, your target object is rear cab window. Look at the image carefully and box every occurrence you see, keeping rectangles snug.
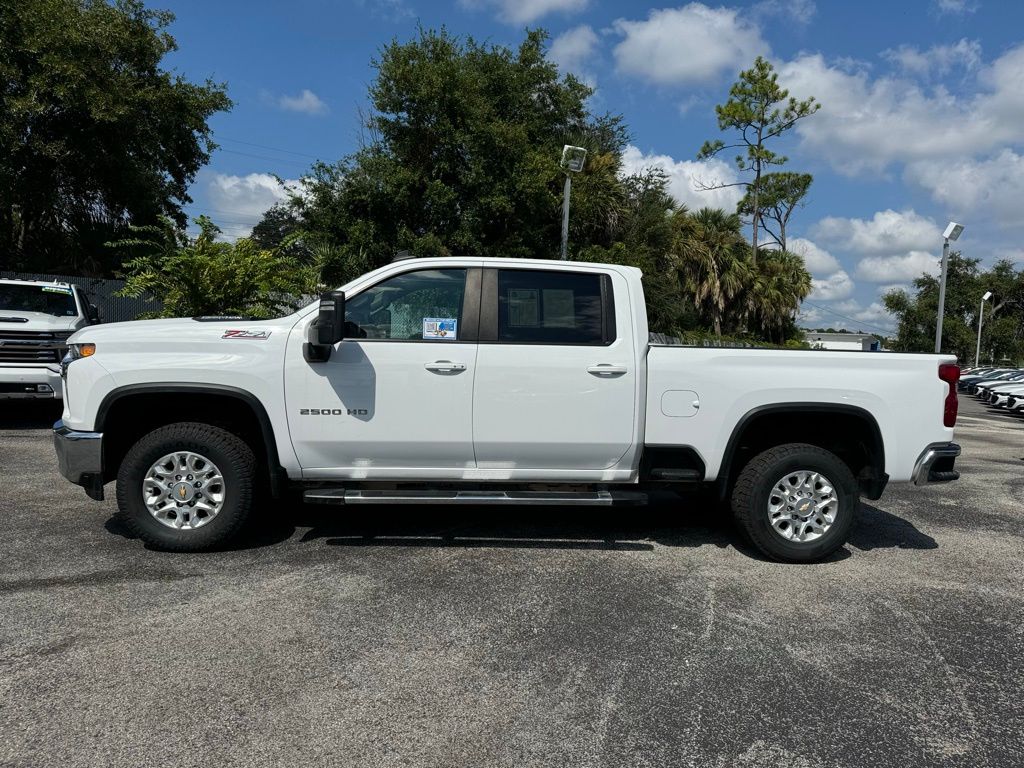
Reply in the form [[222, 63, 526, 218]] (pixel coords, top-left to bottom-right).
[[491, 269, 615, 345]]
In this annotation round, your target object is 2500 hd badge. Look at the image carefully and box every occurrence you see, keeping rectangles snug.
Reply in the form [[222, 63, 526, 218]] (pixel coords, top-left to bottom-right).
[[299, 408, 369, 416]]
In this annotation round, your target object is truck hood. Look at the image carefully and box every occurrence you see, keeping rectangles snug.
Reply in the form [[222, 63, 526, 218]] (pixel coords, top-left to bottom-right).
[[0, 311, 80, 332], [69, 316, 290, 344]]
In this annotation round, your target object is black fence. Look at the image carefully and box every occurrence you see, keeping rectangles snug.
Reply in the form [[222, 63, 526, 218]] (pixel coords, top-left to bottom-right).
[[0, 271, 160, 324]]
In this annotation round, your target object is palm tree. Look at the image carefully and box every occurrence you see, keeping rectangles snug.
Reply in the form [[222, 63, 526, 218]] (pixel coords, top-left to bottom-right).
[[674, 207, 750, 337], [745, 248, 812, 343]]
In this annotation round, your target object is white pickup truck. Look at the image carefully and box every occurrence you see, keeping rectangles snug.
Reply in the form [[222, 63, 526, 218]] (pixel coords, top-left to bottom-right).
[[53, 257, 961, 562], [1, 278, 100, 400]]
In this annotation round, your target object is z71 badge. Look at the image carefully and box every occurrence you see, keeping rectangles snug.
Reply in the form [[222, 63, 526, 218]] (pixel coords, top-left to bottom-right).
[[222, 329, 272, 340]]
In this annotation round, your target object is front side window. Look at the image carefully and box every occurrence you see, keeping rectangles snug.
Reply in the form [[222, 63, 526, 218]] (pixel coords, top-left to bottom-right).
[[344, 269, 467, 341], [497, 270, 609, 344]]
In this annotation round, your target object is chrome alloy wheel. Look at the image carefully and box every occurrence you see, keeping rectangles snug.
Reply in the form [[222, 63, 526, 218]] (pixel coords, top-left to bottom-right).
[[142, 451, 225, 530], [767, 470, 838, 543]]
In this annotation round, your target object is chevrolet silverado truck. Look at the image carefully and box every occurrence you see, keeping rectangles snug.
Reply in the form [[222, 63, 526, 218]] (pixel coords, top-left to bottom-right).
[[1, 278, 100, 400], [53, 257, 961, 562]]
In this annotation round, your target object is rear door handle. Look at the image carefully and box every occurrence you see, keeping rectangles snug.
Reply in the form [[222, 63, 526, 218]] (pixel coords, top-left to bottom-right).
[[587, 364, 628, 376], [425, 360, 467, 373]]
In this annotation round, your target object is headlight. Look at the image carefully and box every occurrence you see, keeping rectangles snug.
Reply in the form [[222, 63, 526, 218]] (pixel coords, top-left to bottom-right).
[[68, 343, 96, 360]]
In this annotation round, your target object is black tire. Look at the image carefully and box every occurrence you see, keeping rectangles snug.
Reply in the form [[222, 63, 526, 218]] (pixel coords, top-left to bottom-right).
[[730, 443, 857, 563], [116, 422, 256, 551]]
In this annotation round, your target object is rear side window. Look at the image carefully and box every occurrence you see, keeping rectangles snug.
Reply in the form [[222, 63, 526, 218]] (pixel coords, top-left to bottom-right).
[[497, 270, 611, 345]]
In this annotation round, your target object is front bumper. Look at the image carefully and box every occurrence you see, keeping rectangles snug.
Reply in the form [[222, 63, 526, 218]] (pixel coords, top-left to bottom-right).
[[53, 420, 105, 500], [0, 366, 62, 399], [912, 442, 961, 485]]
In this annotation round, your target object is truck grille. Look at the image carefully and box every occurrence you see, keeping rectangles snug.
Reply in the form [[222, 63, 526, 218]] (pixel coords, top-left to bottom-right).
[[0, 330, 67, 364]]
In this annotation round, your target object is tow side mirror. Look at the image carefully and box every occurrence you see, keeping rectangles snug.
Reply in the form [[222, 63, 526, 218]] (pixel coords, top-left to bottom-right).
[[316, 290, 346, 345], [304, 290, 345, 363], [87, 304, 101, 324]]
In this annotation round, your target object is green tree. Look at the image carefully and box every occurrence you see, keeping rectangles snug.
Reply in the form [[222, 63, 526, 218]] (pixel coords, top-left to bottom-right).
[[738, 171, 812, 252], [675, 208, 750, 337], [743, 248, 812, 343], [116, 217, 307, 318], [261, 27, 627, 285], [576, 168, 698, 336], [884, 253, 1024, 363], [0, 0, 231, 276], [698, 57, 819, 261]]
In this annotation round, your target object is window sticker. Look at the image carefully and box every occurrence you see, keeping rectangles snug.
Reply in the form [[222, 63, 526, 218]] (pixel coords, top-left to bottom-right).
[[507, 288, 539, 327], [423, 317, 457, 340], [42, 286, 73, 294], [542, 289, 576, 328]]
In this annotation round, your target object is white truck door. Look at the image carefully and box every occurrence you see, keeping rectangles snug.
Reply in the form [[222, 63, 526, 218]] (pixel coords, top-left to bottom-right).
[[472, 267, 637, 471], [284, 267, 479, 475]]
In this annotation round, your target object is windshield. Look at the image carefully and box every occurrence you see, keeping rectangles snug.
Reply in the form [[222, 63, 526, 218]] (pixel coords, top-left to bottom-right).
[[0, 284, 78, 317]]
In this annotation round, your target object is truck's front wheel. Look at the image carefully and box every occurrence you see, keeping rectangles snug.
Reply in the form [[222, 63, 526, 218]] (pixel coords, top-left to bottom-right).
[[731, 443, 857, 563], [116, 422, 255, 551]]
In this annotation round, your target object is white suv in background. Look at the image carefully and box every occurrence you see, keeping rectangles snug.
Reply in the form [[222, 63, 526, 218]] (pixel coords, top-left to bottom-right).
[[0, 278, 100, 400]]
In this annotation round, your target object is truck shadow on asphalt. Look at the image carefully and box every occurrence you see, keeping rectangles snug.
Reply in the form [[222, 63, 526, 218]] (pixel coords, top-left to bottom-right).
[[106, 496, 937, 563]]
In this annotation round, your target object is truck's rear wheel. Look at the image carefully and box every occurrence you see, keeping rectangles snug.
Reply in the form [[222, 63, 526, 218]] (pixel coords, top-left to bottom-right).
[[730, 443, 857, 563], [116, 422, 255, 551]]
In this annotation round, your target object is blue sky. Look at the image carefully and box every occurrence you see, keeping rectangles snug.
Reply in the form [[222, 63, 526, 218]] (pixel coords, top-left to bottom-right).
[[162, 0, 1024, 333]]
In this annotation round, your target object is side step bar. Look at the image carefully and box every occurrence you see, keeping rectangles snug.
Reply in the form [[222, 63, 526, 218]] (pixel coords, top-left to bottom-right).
[[303, 489, 647, 506]]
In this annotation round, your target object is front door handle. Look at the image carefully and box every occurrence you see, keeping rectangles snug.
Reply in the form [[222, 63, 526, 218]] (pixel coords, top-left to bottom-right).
[[425, 360, 467, 373], [587, 364, 628, 376]]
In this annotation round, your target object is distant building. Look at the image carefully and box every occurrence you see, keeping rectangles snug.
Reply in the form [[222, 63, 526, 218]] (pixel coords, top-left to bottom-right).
[[803, 331, 882, 351]]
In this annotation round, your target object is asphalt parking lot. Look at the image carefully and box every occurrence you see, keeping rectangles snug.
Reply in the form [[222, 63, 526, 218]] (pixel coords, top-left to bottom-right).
[[1, 398, 1022, 768]]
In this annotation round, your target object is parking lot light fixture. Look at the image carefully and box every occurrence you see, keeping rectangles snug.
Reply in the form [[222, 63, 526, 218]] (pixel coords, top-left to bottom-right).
[[975, 290, 993, 368], [559, 145, 587, 260], [934, 221, 965, 353]]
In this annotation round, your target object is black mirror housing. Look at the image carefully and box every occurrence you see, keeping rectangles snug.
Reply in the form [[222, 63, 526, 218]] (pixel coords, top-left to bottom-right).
[[87, 304, 101, 324], [316, 290, 346, 346]]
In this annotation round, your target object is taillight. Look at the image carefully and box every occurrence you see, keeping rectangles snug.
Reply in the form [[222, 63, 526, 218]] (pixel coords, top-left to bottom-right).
[[938, 363, 960, 427]]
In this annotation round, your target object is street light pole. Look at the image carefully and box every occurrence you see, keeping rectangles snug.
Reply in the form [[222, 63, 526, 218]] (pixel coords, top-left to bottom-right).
[[559, 145, 587, 261], [560, 174, 571, 261], [934, 221, 964, 354], [975, 290, 992, 368]]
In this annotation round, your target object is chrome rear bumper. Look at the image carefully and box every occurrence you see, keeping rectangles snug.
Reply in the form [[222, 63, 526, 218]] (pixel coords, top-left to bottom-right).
[[912, 442, 961, 485]]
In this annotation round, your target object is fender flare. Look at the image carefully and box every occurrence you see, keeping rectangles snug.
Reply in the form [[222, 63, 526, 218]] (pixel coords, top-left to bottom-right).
[[717, 402, 887, 500], [95, 383, 286, 497]]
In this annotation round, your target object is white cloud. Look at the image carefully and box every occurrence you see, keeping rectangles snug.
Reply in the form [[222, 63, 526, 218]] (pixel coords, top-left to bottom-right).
[[612, 4, 769, 86], [779, 44, 1024, 173], [882, 39, 982, 78], [811, 209, 940, 257], [460, 0, 588, 24], [851, 301, 897, 330], [278, 89, 328, 115], [355, 0, 414, 20], [787, 237, 840, 276], [810, 270, 855, 301], [905, 149, 1024, 225], [878, 283, 910, 296], [549, 25, 599, 82], [206, 173, 299, 240], [620, 145, 744, 212], [856, 251, 939, 283], [754, 0, 816, 24], [935, 0, 978, 14], [800, 298, 896, 333]]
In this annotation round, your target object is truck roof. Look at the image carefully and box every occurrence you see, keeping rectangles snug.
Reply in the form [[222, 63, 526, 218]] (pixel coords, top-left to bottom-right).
[[0, 277, 73, 288]]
